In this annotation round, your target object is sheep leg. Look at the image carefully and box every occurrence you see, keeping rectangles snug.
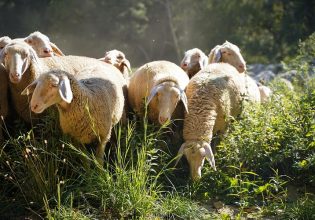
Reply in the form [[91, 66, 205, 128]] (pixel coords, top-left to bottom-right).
[[95, 133, 111, 166], [95, 142, 106, 166]]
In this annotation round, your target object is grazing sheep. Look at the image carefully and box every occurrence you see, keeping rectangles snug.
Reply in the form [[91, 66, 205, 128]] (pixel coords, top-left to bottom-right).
[[22, 66, 125, 165], [99, 49, 131, 79], [0, 41, 126, 122], [180, 48, 208, 78], [176, 63, 249, 180], [128, 60, 189, 125], [209, 41, 261, 103]]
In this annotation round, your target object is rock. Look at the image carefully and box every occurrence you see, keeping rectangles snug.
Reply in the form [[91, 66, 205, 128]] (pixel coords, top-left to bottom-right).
[[213, 201, 224, 209], [254, 70, 276, 84]]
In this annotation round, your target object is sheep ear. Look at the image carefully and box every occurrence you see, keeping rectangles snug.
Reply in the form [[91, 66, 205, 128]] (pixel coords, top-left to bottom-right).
[[203, 143, 216, 171], [0, 47, 6, 65], [180, 90, 189, 113], [175, 143, 186, 167], [29, 46, 40, 66], [147, 84, 162, 105], [59, 77, 73, 103], [199, 55, 208, 70], [50, 42, 64, 56], [208, 45, 222, 63], [21, 80, 38, 95], [21, 58, 30, 75], [122, 59, 131, 72]]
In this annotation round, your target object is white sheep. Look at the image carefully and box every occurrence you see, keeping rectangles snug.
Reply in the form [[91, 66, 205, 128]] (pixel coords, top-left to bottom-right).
[[0, 65, 9, 142], [0, 41, 126, 122], [180, 48, 208, 78], [0, 36, 12, 50], [24, 31, 64, 57], [208, 41, 246, 73], [99, 49, 131, 79], [1, 31, 64, 58], [22, 66, 125, 165], [176, 63, 249, 180], [209, 41, 262, 103], [128, 60, 189, 125]]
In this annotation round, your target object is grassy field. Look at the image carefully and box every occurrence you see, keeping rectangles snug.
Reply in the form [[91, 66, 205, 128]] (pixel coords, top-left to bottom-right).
[[0, 34, 314, 219]]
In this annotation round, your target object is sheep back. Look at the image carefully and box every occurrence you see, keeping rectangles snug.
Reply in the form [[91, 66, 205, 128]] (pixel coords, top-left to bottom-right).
[[12, 55, 126, 122], [183, 63, 244, 142], [57, 65, 125, 145]]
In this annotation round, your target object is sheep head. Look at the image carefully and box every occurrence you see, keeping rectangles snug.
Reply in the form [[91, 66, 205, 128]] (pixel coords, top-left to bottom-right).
[[180, 48, 208, 78], [21, 70, 73, 113], [25, 31, 64, 57], [208, 41, 246, 73], [102, 49, 131, 75], [0, 36, 12, 50], [0, 41, 39, 84], [147, 81, 188, 125], [176, 141, 216, 181]]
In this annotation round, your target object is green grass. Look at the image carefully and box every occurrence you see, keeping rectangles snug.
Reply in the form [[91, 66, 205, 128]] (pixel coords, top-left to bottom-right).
[[1, 33, 315, 219]]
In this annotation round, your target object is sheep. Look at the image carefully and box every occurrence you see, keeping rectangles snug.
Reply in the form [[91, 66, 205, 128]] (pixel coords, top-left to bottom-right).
[[1, 31, 64, 58], [128, 60, 189, 125], [180, 48, 208, 78], [0, 40, 126, 123], [208, 41, 261, 103], [208, 41, 246, 73], [24, 31, 64, 57], [0, 36, 12, 50], [176, 63, 248, 180], [99, 49, 131, 79], [21, 66, 125, 165], [0, 65, 9, 142]]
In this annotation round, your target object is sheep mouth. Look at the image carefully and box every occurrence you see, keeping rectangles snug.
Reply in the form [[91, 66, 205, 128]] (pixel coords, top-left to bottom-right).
[[9, 75, 22, 84]]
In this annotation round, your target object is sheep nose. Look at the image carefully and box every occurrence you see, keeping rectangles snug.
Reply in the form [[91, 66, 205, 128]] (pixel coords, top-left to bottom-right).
[[182, 63, 188, 67], [238, 64, 245, 71], [159, 116, 168, 124], [31, 104, 38, 112], [13, 72, 19, 77]]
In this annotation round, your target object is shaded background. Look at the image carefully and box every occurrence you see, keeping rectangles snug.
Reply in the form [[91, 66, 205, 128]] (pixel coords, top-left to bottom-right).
[[1, 0, 314, 67]]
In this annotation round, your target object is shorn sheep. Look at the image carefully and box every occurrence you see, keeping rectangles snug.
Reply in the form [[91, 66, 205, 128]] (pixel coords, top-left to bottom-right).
[[128, 60, 189, 125], [99, 49, 131, 79], [0, 41, 126, 122], [0, 31, 64, 58], [180, 48, 208, 78], [176, 63, 251, 180], [209, 41, 262, 103], [22, 66, 125, 165]]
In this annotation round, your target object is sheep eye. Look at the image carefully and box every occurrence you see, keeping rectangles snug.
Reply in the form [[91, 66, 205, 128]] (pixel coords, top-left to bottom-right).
[[221, 51, 226, 54], [0, 47, 3, 49]]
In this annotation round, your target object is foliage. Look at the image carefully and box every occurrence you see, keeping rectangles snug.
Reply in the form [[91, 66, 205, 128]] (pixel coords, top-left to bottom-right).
[[0, 0, 314, 64]]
